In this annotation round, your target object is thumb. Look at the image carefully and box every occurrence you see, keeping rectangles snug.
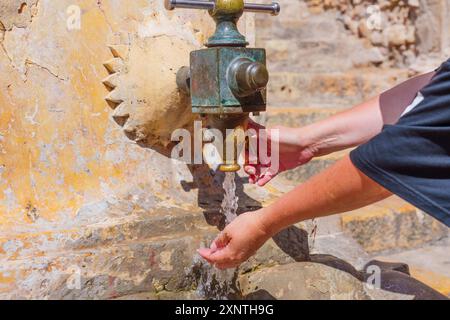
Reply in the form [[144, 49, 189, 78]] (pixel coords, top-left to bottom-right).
[[197, 248, 214, 261]]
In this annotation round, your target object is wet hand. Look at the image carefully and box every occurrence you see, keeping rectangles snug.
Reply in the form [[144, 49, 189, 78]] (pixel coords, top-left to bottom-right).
[[245, 120, 314, 186], [197, 210, 271, 269]]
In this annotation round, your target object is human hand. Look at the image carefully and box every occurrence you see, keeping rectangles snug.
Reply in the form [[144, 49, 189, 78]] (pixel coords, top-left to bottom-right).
[[245, 120, 315, 186], [197, 210, 271, 269]]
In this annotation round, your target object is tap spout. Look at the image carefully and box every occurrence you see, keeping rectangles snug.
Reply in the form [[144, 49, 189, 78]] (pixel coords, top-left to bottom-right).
[[207, 113, 249, 172]]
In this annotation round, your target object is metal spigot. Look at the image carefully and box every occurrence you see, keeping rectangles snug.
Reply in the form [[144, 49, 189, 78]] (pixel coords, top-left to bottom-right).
[[228, 57, 269, 98], [166, 0, 280, 172]]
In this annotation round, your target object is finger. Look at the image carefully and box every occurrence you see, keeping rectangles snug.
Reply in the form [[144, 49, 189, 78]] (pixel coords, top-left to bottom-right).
[[197, 248, 214, 262], [254, 165, 261, 181], [257, 174, 274, 186], [244, 164, 261, 184], [244, 165, 256, 176], [245, 136, 258, 165], [256, 169, 276, 186], [252, 164, 270, 185], [207, 247, 234, 265], [213, 231, 231, 250]]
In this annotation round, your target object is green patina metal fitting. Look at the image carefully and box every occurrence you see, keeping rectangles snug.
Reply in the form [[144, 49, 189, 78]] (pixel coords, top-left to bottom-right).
[[189, 0, 268, 114], [168, 0, 275, 114], [207, 0, 247, 47], [190, 47, 266, 114]]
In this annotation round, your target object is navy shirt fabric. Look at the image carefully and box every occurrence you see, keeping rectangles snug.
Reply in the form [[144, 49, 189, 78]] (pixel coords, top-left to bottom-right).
[[350, 59, 450, 227]]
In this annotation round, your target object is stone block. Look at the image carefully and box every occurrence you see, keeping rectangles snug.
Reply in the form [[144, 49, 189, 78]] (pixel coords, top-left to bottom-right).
[[342, 197, 449, 252], [238, 261, 415, 300]]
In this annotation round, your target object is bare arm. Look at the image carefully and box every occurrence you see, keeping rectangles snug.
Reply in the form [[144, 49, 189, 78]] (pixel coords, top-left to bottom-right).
[[299, 71, 435, 157], [246, 72, 436, 186], [199, 156, 392, 269], [199, 72, 435, 268], [299, 96, 383, 157], [259, 155, 391, 234]]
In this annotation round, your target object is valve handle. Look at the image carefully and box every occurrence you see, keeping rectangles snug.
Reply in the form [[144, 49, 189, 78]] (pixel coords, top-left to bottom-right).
[[165, 0, 280, 16]]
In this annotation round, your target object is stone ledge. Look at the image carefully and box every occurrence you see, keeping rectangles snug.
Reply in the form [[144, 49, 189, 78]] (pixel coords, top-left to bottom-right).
[[238, 261, 414, 300], [342, 197, 449, 253], [373, 238, 450, 297], [0, 232, 212, 299], [0, 207, 209, 261], [408, 266, 450, 297], [0, 213, 311, 299], [113, 290, 200, 300]]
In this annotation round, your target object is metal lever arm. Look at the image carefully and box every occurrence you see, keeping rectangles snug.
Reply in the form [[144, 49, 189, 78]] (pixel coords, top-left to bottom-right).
[[165, 0, 280, 16]]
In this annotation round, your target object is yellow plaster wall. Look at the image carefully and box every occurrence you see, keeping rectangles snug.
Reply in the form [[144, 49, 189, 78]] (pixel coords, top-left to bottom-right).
[[0, 0, 252, 231]]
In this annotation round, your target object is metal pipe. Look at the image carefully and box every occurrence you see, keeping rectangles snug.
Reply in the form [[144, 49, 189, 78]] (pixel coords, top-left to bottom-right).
[[244, 2, 280, 16], [165, 0, 281, 16], [165, 0, 214, 11]]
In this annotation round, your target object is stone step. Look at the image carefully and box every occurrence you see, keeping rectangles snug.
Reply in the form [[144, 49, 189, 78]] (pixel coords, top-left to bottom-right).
[[264, 39, 388, 73], [408, 267, 450, 298], [0, 225, 313, 299], [373, 238, 450, 297], [0, 231, 213, 299], [267, 69, 409, 108], [0, 207, 211, 262], [0, 205, 311, 299], [256, 10, 343, 42], [342, 197, 449, 253], [237, 261, 438, 300]]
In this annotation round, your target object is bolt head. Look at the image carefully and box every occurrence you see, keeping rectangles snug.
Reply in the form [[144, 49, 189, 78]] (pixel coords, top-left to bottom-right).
[[164, 0, 175, 10], [248, 62, 269, 90]]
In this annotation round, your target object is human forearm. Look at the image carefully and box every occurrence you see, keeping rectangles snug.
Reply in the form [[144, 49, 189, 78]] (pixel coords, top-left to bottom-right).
[[298, 96, 383, 157], [297, 72, 436, 158], [258, 155, 392, 236]]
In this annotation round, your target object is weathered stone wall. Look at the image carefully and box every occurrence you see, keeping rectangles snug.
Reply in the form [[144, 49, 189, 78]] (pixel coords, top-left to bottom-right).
[[0, 0, 263, 299]]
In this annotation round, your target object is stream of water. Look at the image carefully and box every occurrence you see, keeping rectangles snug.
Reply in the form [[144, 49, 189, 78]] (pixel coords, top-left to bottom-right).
[[193, 172, 240, 299], [221, 172, 239, 224]]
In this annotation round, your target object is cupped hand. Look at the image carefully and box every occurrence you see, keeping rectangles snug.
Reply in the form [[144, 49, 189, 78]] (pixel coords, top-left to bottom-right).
[[197, 210, 271, 269]]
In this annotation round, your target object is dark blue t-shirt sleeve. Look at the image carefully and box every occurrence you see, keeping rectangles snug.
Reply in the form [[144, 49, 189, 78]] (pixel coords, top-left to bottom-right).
[[350, 60, 450, 227]]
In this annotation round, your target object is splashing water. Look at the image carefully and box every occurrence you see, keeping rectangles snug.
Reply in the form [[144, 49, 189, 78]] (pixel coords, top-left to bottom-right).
[[221, 172, 239, 224], [190, 172, 241, 299], [191, 254, 238, 300]]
